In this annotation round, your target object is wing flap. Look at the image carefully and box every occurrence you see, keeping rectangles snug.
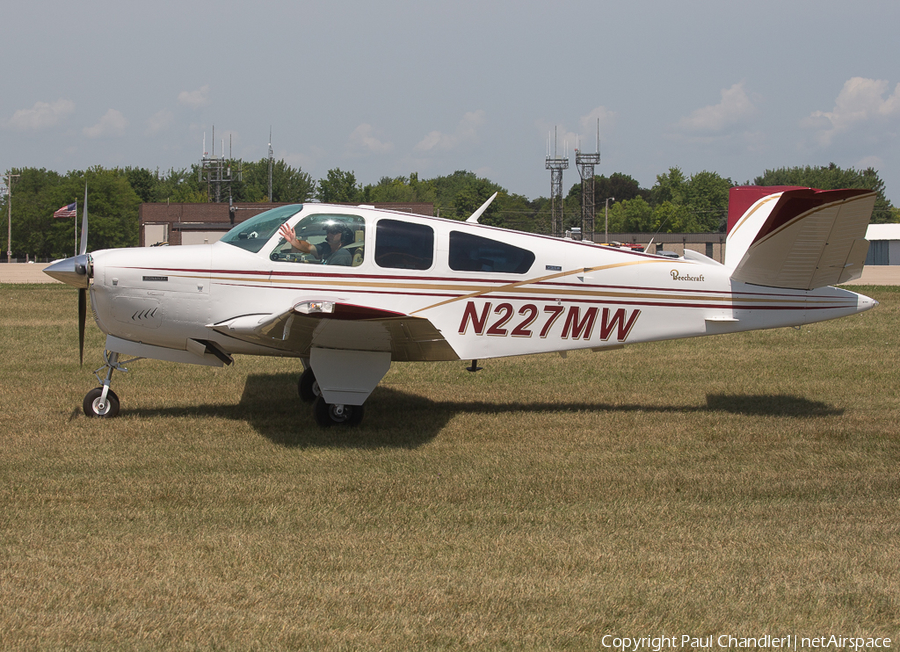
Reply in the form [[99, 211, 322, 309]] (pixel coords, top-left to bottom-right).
[[211, 301, 458, 361]]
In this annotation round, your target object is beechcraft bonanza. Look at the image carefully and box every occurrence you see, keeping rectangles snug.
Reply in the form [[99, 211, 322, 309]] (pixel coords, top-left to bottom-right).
[[45, 185, 878, 426]]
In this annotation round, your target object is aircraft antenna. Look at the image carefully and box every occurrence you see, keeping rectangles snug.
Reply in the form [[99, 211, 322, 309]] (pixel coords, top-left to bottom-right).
[[545, 126, 569, 238], [576, 118, 601, 242]]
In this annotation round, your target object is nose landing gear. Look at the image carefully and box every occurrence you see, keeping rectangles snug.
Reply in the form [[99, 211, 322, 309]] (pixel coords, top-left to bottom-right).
[[82, 351, 138, 418]]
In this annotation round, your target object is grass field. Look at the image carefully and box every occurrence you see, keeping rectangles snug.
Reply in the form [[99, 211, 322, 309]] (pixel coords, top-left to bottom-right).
[[1, 283, 898, 650]]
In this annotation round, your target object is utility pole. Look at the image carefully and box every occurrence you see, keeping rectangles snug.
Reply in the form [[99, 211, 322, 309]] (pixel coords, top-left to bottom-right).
[[604, 196, 615, 243], [6, 172, 20, 263]]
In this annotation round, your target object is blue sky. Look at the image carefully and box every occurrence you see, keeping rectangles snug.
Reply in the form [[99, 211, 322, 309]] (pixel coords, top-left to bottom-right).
[[3, 0, 899, 203]]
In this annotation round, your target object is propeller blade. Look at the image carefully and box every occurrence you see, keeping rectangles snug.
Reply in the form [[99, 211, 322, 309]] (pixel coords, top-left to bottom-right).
[[78, 184, 88, 256], [78, 288, 86, 366]]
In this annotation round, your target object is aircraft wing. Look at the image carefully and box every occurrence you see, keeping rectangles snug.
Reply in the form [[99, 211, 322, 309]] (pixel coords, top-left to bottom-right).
[[729, 188, 875, 290], [210, 300, 459, 362]]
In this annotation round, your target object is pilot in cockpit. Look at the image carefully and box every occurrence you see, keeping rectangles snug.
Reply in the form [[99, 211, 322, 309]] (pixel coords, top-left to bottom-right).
[[278, 222, 353, 266]]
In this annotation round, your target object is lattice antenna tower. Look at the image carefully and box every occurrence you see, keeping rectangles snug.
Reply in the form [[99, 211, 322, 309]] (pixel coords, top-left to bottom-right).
[[576, 119, 601, 242], [545, 127, 569, 237], [199, 125, 233, 203]]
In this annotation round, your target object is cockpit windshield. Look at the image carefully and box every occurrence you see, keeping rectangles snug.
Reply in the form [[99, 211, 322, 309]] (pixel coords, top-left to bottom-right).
[[219, 205, 303, 253]]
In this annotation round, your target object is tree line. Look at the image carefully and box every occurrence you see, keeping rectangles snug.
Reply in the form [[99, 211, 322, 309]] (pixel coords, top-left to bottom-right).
[[2, 159, 896, 260]]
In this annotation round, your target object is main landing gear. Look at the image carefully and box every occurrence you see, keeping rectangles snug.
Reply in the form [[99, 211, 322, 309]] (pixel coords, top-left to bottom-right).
[[82, 351, 137, 418], [298, 367, 365, 427]]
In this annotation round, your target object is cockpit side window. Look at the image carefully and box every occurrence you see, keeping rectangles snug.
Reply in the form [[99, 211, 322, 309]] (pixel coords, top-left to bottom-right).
[[374, 219, 434, 270], [448, 231, 535, 273], [271, 214, 366, 267]]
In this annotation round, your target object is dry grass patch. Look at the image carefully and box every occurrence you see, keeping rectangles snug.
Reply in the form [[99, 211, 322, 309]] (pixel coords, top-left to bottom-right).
[[1, 283, 898, 650]]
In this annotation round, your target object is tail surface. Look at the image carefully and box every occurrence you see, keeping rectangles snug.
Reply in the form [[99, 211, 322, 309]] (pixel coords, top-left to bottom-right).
[[725, 186, 875, 290]]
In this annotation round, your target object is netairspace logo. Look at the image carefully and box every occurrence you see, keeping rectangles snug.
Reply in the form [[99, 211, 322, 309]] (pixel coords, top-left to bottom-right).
[[600, 634, 892, 651]]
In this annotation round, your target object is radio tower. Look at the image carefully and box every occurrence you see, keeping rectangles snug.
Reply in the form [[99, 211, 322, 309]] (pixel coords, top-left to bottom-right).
[[545, 127, 569, 237], [576, 119, 601, 242], [199, 125, 233, 203]]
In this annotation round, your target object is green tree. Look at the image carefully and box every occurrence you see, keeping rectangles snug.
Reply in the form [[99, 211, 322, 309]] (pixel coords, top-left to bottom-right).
[[317, 169, 362, 203], [647, 168, 732, 232], [7, 167, 68, 259], [428, 171, 484, 216], [753, 164, 894, 223], [608, 196, 655, 233], [653, 200, 697, 233], [154, 167, 205, 203], [362, 173, 437, 204], [567, 173, 649, 205], [239, 158, 315, 203], [6, 166, 140, 259], [684, 170, 732, 232], [80, 167, 141, 252], [651, 167, 688, 206], [451, 178, 505, 225], [124, 167, 158, 203]]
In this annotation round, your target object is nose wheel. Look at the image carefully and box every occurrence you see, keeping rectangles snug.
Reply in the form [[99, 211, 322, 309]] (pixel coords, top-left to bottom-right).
[[83, 387, 120, 418]]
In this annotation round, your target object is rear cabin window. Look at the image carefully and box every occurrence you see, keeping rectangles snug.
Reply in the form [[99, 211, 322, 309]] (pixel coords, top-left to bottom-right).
[[374, 219, 434, 270], [449, 231, 535, 274]]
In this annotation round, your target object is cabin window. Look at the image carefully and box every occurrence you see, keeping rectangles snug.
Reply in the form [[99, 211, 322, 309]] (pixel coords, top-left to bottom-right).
[[374, 219, 434, 270], [448, 231, 535, 274], [271, 213, 366, 267]]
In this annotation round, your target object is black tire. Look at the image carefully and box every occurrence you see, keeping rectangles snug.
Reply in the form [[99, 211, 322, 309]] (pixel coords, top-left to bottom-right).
[[298, 367, 320, 403], [313, 395, 364, 427], [83, 387, 120, 418]]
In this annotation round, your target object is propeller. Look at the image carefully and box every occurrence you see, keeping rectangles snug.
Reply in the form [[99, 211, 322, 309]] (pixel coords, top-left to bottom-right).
[[78, 185, 88, 365], [43, 184, 91, 365]]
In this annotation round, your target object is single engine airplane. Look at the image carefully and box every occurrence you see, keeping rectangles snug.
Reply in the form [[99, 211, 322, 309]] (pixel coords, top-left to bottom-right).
[[45, 185, 878, 427]]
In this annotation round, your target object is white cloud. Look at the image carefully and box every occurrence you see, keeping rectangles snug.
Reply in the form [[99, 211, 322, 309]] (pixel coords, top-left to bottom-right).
[[178, 85, 210, 109], [348, 123, 393, 154], [677, 82, 759, 134], [578, 106, 617, 148], [415, 110, 486, 153], [801, 77, 900, 146], [83, 109, 128, 138], [7, 99, 75, 131], [146, 109, 174, 135], [856, 154, 884, 171]]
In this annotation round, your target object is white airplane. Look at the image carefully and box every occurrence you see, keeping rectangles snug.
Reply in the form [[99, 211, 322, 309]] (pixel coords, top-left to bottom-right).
[[45, 185, 878, 427]]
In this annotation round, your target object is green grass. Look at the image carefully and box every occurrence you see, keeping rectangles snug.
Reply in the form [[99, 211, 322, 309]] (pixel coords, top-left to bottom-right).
[[1, 284, 898, 650]]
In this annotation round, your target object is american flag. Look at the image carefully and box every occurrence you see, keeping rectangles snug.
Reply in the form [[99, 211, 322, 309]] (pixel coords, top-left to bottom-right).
[[53, 202, 77, 218]]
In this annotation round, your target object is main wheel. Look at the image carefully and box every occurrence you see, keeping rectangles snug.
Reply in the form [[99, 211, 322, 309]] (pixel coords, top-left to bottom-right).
[[298, 367, 320, 403], [313, 395, 364, 427], [83, 387, 120, 418]]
